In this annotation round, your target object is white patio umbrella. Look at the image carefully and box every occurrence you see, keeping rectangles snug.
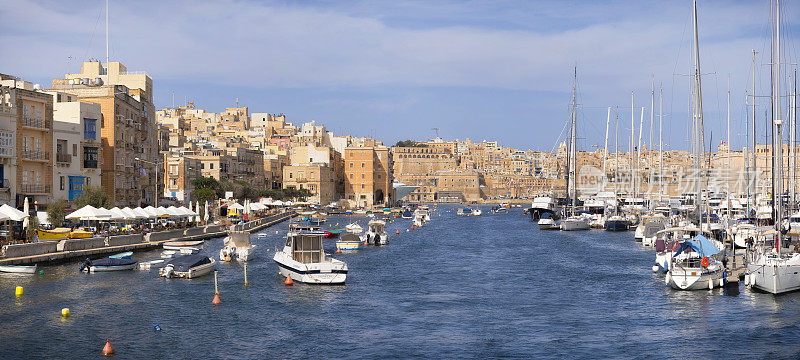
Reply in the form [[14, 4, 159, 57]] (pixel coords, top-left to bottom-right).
[[142, 206, 159, 218], [165, 206, 183, 217], [195, 202, 201, 223], [133, 207, 153, 219], [108, 207, 129, 221], [0, 204, 24, 221], [272, 200, 284, 207], [65, 205, 110, 221], [155, 206, 170, 217], [121, 207, 143, 219], [22, 197, 29, 230], [228, 203, 244, 210], [203, 201, 209, 223]]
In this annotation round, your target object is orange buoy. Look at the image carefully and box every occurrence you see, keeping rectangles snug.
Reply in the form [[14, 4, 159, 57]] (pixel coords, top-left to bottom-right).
[[284, 275, 293, 285], [336, 248, 342, 253], [102, 339, 114, 356], [212, 292, 221, 304], [396, 230, 400, 235], [701, 257, 709, 268]]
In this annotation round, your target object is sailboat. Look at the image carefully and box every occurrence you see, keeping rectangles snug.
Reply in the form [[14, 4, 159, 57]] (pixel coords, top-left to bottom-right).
[[560, 67, 591, 231], [666, 0, 724, 290], [746, 0, 800, 294]]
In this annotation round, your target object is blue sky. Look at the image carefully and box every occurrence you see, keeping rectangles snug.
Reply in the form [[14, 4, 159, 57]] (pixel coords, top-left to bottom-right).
[[1, 0, 799, 152]]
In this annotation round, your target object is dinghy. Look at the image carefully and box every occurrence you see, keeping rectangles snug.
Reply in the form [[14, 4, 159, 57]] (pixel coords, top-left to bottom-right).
[[159, 254, 215, 279], [0, 265, 38, 274], [80, 258, 138, 272]]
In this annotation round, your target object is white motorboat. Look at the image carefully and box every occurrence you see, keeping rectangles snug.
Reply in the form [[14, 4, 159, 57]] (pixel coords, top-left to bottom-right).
[[159, 254, 216, 279], [80, 258, 138, 272], [472, 209, 482, 216], [163, 240, 204, 251], [528, 196, 559, 221], [219, 230, 257, 262], [363, 220, 389, 246], [413, 213, 426, 227], [560, 215, 591, 231], [0, 265, 38, 274], [138, 259, 165, 270], [344, 223, 363, 234], [666, 235, 724, 290], [336, 233, 361, 252], [537, 213, 559, 230], [273, 231, 347, 284], [635, 214, 667, 240]]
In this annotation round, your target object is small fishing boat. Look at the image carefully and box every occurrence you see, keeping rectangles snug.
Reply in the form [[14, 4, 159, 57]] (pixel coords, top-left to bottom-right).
[[324, 230, 341, 239], [161, 250, 179, 259], [274, 231, 347, 284], [345, 223, 363, 234], [159, 254, 216, 279], [604, 215, 630, 232], [0, 265, 38, 274], [69, 229, 94, 239], [163, 240, 204, 251], [80, 258, 138, 272], [37, 228, 71, 240], [537, 213, 559, 230], [363, 220, 389, 246], [138, 259, 164, 270], [219, 231, 257, 262], [109, 251, 133, 259], [336, 233, 361, 252]]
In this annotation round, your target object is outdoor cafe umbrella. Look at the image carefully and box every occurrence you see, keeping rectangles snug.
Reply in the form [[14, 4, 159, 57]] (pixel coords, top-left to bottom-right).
[[22, 197, 29, 230], [203, 201, 209, 223], [0, 204, 24, 221]]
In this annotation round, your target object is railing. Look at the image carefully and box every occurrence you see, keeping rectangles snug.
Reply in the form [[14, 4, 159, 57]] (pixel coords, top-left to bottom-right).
[[83, 160, 98, 169], [0, 146, 13, 158], [20, 184, 49, 194], [21, 150, 49, 161], [56, 153, 71, 164], [21, 116, 51, 129]]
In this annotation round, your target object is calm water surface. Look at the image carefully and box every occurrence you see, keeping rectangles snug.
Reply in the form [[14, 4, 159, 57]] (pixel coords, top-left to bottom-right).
[[1, 205, 800, 359]]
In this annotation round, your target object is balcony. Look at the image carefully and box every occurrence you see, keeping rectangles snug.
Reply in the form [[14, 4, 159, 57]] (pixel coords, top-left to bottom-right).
[[0, 146, 13, 158], [56, 153, 72, 164], [0, 179, 9, 191], [20, 184, 50, 194], [21, 116, 51, 130], [21, 150, 50, 161]]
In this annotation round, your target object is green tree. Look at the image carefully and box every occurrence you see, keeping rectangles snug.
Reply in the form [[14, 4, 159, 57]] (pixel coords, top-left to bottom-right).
[[191, 188, 216, 205], [192, 177, 219, 191], [73, 186, 111, 209], [394, 140, 427, 147], [47, 199, 67, 226], [26, 216, 40, 242]]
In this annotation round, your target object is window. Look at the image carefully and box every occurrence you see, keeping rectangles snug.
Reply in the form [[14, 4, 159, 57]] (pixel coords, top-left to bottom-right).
[[361, 174, 365, 179], [169, 165, 178, 175], [289, 173, 293, 179], [361, 184, 365, 189], [349, 174, 353, 179], [83, 146, 98, 168], [210, 163, 214, 169], [361, 162, 365, 168], [60, 176, 65, 190], [73, 144, 77, 155], [86, 177, 91, 186], [201, 163, 205, 169], [377, 174, 381, 179], [349, 163, 353, 168], [84, 118, 97, 140]]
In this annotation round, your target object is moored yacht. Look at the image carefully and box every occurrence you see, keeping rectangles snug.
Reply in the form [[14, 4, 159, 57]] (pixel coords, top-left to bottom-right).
[[273, 231, 347, 284], [560, 214, 591, 231], [219, 230, 257, 262], [363, 220, 389, 245], [666, 235, 724, 290], [159, 254, 216, 279]]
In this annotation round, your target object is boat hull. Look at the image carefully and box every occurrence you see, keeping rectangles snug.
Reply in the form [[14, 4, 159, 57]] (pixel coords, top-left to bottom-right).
[[561, 219, 590, 231], [273, 253, 347, 284], [336, 241, 360, 251], [668, 266, 723, 290], [604, 220, 629, 232], [0, 265, 38, 274], [747, 261, 800, 294], [89, 264, 137, 272]]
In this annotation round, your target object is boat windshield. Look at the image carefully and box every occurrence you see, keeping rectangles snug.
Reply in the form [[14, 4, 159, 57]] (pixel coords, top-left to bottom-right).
[[292, 234, 323, 263]]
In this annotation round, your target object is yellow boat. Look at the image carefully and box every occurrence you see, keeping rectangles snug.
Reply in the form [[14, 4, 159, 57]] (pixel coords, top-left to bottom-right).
[[37, 228, 71, 240], [69, 230, 94, 239]]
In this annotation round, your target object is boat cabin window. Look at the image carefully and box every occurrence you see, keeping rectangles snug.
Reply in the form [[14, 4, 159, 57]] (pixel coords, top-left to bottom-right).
[[293, 235, 322, 263]]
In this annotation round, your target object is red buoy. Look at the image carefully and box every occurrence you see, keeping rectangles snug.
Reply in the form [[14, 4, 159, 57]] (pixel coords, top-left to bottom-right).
[[212, 292, 221, 304], [102, 339, 114, 356], [701, 257, 709, 268], [284, 275, 293, 285]]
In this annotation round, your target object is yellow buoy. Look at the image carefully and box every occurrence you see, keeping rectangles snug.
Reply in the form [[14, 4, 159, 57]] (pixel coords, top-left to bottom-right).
[[61, 308, 70, 318], [15, 286, 23, 297]]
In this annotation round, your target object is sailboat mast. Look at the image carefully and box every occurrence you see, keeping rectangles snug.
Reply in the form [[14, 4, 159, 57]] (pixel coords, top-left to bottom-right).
[[727, 74, 732, 218], [615, 106, 620, 212], [106, 0, 110, 86], [604, 107, 610, 179], [773, 0, 784, 247], [692, 0, 705, 223], [571, 66, 578, 215], [752, 50, 758, 209], [638, 107, 644, 199], [630, 92, 635, 199], [659, 84, 664, 200]]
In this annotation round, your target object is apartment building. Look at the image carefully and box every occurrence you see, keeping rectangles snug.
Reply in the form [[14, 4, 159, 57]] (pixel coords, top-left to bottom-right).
[[164, 154, 202, 203], [49, 93, 102, 202], [50, 61, 157, 207], [0, 80, 17, 205], [344, 146, 391, 207]]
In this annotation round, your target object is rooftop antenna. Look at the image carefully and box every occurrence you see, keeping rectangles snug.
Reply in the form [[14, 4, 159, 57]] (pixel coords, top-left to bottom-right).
[[432, 128, 440, 138]]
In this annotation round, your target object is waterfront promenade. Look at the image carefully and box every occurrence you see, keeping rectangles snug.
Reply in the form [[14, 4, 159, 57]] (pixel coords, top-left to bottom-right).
[[0, 211, 294, 266]]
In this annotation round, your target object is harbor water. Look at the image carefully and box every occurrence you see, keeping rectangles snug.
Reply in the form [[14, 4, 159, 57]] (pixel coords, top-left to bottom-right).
[[1, 206, 800, 358]]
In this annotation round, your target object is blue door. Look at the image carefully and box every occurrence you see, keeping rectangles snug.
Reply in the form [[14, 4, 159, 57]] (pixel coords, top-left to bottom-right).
[[68, 176, 85, 200]]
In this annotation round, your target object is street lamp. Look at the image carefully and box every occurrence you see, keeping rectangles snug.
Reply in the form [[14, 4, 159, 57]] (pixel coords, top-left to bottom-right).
[[135, 157, 162, 207]]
